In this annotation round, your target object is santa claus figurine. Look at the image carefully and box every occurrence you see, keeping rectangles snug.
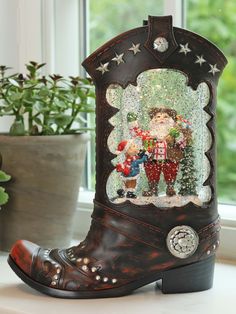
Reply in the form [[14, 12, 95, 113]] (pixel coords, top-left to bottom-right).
[[115, 139, 147, 198], [128, 107, 191, 197]]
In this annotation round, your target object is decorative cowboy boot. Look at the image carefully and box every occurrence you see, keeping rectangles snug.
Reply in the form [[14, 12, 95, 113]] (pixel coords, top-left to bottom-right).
[[8, 15, 227, 299]]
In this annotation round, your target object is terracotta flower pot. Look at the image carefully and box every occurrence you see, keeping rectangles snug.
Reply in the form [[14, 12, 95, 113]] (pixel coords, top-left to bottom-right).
[[0, 133, 88, 251]]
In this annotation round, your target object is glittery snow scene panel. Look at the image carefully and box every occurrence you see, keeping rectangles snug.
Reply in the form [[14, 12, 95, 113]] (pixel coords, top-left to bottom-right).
[[106, 69, 211, 208]]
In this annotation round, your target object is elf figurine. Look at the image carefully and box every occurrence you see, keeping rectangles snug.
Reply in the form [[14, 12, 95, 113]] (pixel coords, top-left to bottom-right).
[[128, 107, 192, 197], [115, 140, 147, 198]]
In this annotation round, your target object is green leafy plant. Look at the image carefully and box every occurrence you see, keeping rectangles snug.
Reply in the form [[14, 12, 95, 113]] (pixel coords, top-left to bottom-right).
[[0, 62, 95, 135], [0, 169, 11, 206]]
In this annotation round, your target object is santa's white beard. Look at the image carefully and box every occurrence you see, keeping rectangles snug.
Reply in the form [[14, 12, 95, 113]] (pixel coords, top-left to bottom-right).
[[149, 120, 174, 140]]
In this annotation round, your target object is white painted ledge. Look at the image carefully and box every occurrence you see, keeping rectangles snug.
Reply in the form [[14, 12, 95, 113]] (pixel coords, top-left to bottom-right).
[[0, 252, 235, 314]]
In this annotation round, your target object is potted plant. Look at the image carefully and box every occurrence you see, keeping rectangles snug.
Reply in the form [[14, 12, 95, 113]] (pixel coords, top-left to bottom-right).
[[0, 62, 95, 251]]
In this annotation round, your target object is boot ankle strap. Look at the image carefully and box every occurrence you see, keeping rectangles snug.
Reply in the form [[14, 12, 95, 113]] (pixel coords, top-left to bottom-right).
[[93, 200, 220, 252]]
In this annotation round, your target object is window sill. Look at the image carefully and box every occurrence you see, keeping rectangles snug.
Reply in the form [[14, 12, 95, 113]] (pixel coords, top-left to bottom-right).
[[0, 251, 235, 314], [76, 191, 236, 262]]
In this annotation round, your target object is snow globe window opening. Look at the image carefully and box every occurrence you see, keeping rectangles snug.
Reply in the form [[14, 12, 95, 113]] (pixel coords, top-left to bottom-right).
[[106, 69, 211, 208]]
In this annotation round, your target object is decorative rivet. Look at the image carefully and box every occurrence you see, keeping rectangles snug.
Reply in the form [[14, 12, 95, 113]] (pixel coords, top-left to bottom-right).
[[56, 268, 61, 274], [207, 250, 211, 255], [83, 258, 90, 264], [112, 278, 117, 284], [95, 275, 101, 281], [81, 265, 88, 271], [166, 225, 199, 259], [103, 277, 109, 282], [91, 267, 97, 273], [213, 244, 216, 250], [53, 275, 59, 280], [51, 281, 57, 286], [153, 37, 169, 52]]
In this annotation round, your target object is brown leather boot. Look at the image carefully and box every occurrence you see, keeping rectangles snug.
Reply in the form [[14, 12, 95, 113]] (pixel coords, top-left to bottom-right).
[[8, 15, 227, 299]]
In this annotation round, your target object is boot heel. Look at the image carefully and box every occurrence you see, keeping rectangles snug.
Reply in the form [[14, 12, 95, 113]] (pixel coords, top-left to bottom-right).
[[161, 255, 215, 294]]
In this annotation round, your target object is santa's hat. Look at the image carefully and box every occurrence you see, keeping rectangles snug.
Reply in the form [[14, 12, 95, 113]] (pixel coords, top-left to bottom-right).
[[115, 139, 134, 155]]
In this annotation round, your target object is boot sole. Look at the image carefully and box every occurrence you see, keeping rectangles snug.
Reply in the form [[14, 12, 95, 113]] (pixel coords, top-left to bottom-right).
[[8, 255, 215, 299]]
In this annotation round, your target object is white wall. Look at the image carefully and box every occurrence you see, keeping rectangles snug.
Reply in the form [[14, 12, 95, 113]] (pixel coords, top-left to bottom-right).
[[0, 0, 19, 72], [0, 0, 42, 73], [0, 0, 82, 132]]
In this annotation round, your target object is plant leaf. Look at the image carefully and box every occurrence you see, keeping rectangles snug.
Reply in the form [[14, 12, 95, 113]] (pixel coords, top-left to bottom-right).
[[8, 78, 20, 87], [0, 170, 11, 182], [53, 114, 73, 127], [0, 187, 9, 205]]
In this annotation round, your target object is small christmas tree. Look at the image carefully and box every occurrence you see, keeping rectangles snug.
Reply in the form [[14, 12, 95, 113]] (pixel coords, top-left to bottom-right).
[[178, 145, 197, 196]]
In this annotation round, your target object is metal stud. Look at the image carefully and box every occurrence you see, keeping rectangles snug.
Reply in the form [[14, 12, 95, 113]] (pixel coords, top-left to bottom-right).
[[51, 281, 57, 286], [53, 275, 59, 280], [213, 244, 216, 250], [207, 250, 211, 255], [103, 277, 109, 282], [112, 278, 117, 284], [83, 258, 90, 264], [166, 225, 199, 259], [81, 265, 88, 271], [56, 268, 61, 274], [91, 267, 97, 273], [77, 258, 82, 263], [95, 275, 101, 281], [153, 37, 169, 52]]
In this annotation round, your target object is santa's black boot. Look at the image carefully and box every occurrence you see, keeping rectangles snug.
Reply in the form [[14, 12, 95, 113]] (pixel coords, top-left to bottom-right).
[[8, 16, 226, 299]]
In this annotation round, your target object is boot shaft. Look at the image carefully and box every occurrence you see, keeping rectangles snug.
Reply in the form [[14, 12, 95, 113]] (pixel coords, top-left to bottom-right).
[[82, 15, 227, 233]]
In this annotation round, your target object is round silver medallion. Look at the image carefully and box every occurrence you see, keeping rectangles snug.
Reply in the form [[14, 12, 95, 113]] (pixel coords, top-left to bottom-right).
[[166, 225, 199, 259], [153, 37, 169, 52]]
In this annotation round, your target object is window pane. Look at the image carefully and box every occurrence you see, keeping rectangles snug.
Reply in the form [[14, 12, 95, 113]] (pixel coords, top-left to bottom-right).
[[89, 0, 164, 53], [186, 0, 236, 203]]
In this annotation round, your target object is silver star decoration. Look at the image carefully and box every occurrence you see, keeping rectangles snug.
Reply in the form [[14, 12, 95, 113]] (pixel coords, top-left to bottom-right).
[[195, 55, 206, 66], [208, 63, 220, 76], [112, 53, 125, 65], [96, 62, 109, 74], [179, 43, 191, 55], [128, 43, 141, 55]]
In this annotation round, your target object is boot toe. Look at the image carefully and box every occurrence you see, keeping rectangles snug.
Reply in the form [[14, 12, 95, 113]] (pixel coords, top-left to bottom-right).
[[10, 240, 40, 276]]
